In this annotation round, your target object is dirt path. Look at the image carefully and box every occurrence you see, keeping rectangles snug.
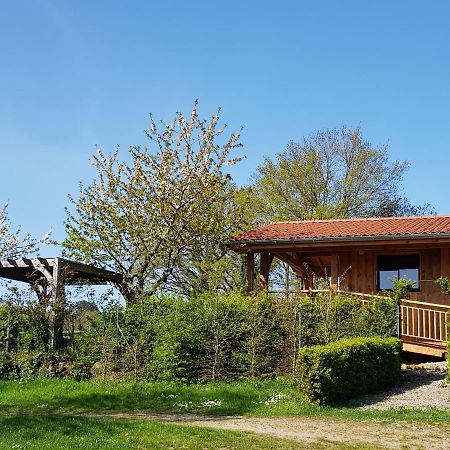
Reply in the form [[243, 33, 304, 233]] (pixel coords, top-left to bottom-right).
[[92, 412, 450, 449]]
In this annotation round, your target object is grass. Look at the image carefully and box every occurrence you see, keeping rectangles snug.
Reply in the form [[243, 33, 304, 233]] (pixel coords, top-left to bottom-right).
[[1, 378, 450, 424], [0, 378, 447, 449], [0, 414, 384, 450]]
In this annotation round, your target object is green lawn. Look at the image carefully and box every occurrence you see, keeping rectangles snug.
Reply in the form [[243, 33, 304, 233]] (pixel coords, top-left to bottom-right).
[[1, 378, 449, 424]]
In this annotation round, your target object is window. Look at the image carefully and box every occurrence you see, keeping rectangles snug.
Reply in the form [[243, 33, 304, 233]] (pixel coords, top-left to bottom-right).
[[377, 254, 419, 291]]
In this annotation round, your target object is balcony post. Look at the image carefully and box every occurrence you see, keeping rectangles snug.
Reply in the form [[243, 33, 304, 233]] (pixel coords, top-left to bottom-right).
[[246, 252, 255, 295]]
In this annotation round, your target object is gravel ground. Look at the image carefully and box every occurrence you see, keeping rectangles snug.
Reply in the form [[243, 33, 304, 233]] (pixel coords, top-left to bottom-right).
[[349, 362, 450, 410]]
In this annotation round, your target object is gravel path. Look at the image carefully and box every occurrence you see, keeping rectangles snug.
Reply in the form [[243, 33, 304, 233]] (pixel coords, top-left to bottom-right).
[[97, 412, 450, 449], [349, 365, 450, 410]]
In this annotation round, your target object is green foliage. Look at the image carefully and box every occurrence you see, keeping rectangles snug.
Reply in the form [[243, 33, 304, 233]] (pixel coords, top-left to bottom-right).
[[0, 291, 398, 383], [391, 278, 415, 301], [147, 299, 200, 381], [14, 352, 45, 378], [252, 126, 409, 222], [147, 293, 285, 381], [0, 352, 46, 380], [358, 296, 398, 337], [435, 277, 450, 295], [0, 299, 48, 354], [296, 337, 401, 404], [0, 353, 20, 380], [297, 294, 397, 347], [244, 295, 287, 378], [69, 359, 93, 382]]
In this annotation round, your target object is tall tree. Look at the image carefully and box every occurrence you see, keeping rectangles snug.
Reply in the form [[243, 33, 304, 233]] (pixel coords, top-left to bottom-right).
[[252, 126, 412, 221], [64, 104, 250, 303]]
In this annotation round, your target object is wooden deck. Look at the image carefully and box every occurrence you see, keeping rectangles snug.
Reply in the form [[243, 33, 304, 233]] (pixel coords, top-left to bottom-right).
[[268, 290, 449, 357]]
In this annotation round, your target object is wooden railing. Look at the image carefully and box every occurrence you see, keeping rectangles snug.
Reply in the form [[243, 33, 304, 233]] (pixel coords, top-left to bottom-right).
[[400, 299, 448, 344], [267, 289, 330, 300]]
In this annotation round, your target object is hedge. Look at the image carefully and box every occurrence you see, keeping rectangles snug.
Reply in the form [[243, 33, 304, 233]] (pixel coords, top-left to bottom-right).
[[296, 337, 401, 404], [297, 294, 398, 347]]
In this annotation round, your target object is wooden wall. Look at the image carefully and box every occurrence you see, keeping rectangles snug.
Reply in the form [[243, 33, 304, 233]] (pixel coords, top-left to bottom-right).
[[334, 247, 450, 306]]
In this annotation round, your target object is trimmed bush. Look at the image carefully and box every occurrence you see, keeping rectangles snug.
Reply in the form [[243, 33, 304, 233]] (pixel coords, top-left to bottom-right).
[[296, 337, 401, 404]]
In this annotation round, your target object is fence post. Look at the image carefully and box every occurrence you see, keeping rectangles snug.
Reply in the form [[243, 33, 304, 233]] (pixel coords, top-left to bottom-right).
[[396, 302, 401, 339], [298, 306, 302, 350]]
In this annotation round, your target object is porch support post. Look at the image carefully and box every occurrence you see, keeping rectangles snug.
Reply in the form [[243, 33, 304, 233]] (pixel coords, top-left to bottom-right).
[[330, 253, 339, 293], [246, 252, 255, 295], [259, 253, 274, 292]]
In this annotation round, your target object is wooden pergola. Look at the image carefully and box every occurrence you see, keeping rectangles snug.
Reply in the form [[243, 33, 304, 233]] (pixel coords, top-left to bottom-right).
[[0, 257, 122, 349]]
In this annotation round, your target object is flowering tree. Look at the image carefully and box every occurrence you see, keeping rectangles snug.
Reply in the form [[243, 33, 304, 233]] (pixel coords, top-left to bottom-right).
[[64, 104, 250, 303], [0, 203, 48, 258]]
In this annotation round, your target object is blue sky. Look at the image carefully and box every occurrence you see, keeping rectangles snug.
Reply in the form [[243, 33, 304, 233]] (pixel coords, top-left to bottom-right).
[[1, 0, 450, 254]]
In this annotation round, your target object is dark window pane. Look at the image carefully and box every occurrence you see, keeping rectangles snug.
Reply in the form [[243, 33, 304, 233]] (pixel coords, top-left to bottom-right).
[[378, 254, 419, 270]]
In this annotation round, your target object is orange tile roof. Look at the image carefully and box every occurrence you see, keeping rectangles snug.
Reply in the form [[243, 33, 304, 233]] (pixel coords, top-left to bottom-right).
[[229, 216, 450, 244]]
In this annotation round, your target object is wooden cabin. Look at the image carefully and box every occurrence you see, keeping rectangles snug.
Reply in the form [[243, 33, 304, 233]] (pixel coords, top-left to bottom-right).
[[227, 216, 450, 357]]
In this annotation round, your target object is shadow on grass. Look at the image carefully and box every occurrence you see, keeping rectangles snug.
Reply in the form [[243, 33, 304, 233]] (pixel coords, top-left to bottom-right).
[[0, 379, 299, 417], [49, 389, 260, 415], [1, 413, 125, 434]]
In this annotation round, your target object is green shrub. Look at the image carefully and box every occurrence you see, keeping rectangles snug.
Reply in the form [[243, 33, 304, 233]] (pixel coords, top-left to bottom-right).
[[244, 295, 287, 378], [359, 296, 398, 337], [297, 294, 397, 347], [0, 300, 48, 354], [15, 352, 45, 378], [69, 359, 93, 381], [0, 353, 20, 380], [296, 337, 401, 404]]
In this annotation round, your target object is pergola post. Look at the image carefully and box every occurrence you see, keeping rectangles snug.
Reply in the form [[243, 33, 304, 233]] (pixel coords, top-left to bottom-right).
[[246, 252, 255, 295], [49, 258, 65, 350]]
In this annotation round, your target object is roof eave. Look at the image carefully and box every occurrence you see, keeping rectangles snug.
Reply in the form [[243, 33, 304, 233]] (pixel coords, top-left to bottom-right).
[[226, 233, 450, 250]]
